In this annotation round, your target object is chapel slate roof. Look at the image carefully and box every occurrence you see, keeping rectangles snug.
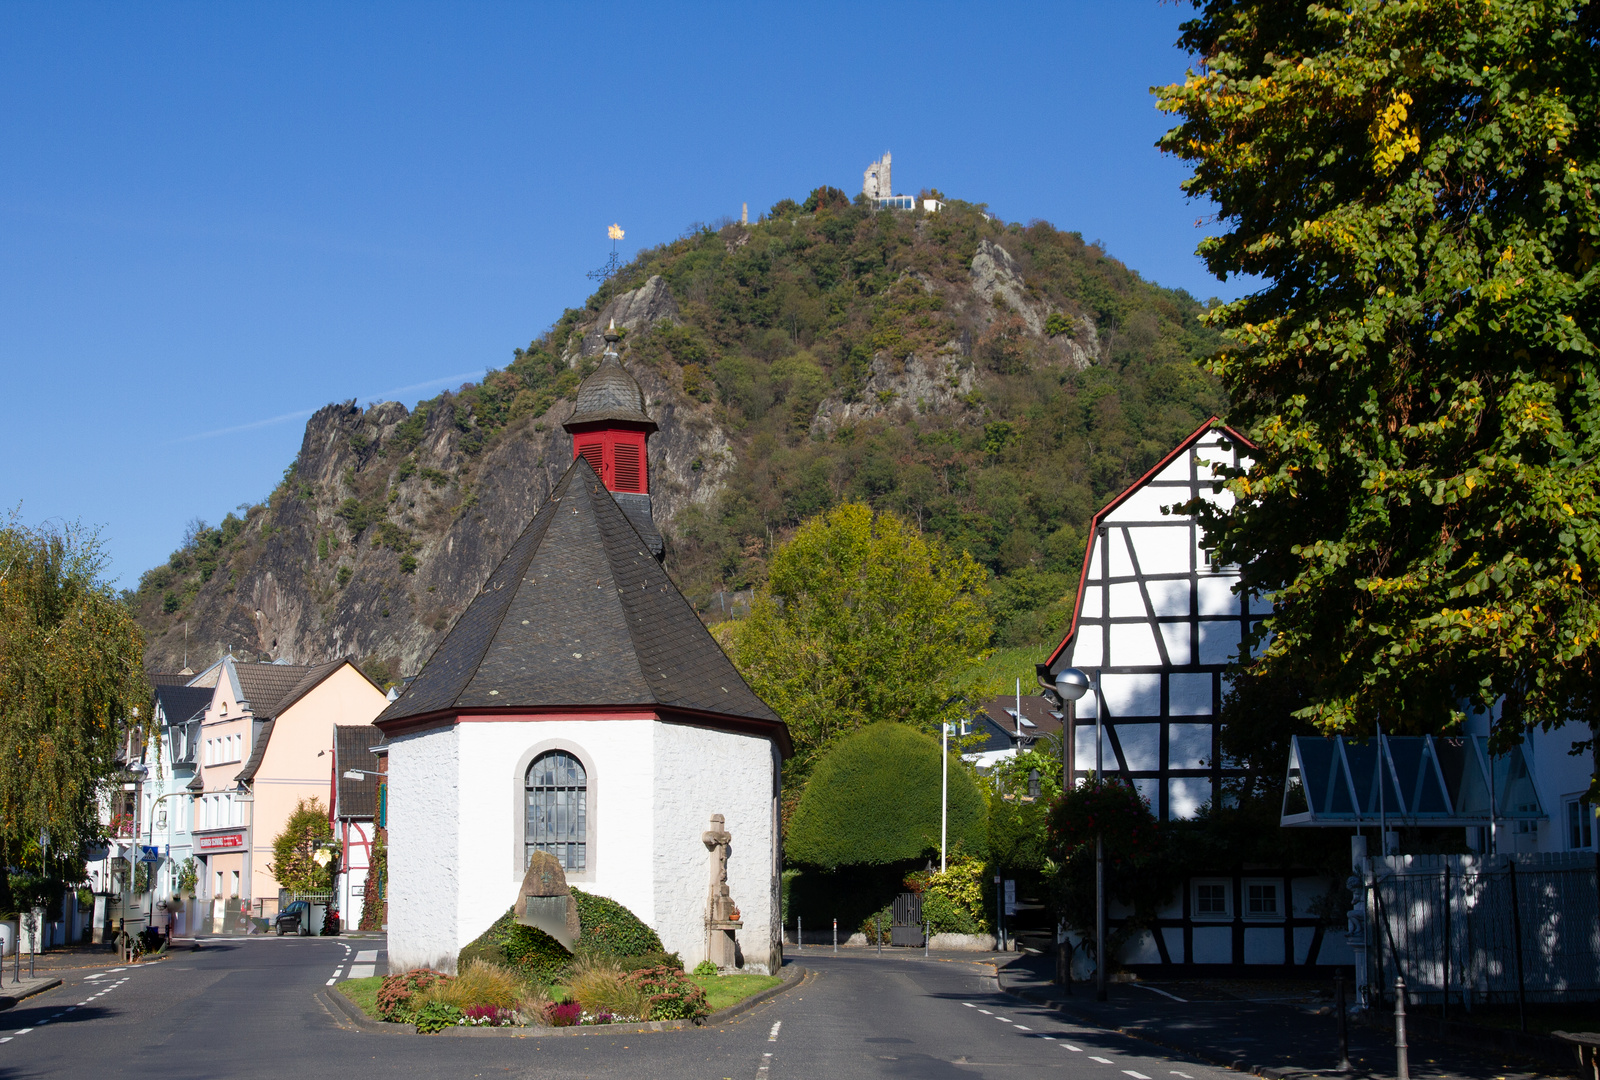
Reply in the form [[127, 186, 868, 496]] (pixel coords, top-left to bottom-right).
[[334, 725, 384, 819], [562, 354, 658, 432], [376, 457, 784, 732]]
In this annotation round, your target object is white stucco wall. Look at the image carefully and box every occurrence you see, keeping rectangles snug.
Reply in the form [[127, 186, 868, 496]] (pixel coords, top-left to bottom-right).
[[453, 717, 658, 956], [653, 723, 780, 974], [387, 714, 783, 975], [387, 726, 460, 972]]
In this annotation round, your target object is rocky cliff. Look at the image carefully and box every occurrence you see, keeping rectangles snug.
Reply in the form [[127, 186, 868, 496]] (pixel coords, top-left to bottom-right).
[[132, 193, 1224, 681]]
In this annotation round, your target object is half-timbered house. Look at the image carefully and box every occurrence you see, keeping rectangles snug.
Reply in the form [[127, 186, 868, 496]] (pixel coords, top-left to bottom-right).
[[1040, 418, 1353, 974]]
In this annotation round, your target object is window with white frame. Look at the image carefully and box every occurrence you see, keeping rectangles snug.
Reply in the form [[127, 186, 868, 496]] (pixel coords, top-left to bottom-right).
[[1567, 797, 1594, 850], [1193, 879, 1229, 919], [1244, 879, 1281, 918], [526, 751, 587, 872]]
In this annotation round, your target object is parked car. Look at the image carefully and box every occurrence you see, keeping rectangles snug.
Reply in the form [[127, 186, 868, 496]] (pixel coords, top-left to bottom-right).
[[275, 901, 310, 936]]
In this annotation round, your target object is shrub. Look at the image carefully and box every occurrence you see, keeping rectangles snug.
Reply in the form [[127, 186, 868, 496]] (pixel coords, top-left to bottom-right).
[[568, 955, 648, 1019], [692, 959, 718, 976], [377, 969, 453, 1023], [571, 888, 664, 957], [906, 852, 989, 934], [458, 890, 666, 981], [785, 722, 988, 871], [419, 959, 522, 1012], [515, 982, 552, 1024], [614, 950, 683, 973], [630, 966, 710, 1022], [414, 1000, 462, 1034], [544, 1001, 582, 1027], [267, 797, 334, 895]]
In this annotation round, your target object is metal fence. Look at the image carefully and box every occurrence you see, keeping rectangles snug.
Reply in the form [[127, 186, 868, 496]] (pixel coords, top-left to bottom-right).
[[1364, 853, 1600, 1006]]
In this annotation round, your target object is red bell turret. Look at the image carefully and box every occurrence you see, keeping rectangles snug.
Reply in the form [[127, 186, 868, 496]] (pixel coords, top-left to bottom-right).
[[562, 322, 662, 556]]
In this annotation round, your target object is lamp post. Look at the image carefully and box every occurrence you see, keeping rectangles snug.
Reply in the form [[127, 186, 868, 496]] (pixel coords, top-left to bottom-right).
[[940, 723, 949, 874], [1053, 669, 1092, 989]]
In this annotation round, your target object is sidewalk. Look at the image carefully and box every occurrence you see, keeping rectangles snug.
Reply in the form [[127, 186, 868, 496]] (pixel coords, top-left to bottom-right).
[[0, 975, 61, 1010], [995, 953, 1572, 1080]]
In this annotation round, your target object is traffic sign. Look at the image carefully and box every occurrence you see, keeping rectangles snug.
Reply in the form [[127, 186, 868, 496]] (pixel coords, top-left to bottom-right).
[[140, 845, 161, 864]]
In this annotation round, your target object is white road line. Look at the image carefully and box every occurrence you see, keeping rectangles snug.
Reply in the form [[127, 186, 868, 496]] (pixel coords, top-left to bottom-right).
[[977, 1009, 992, 1015], [1133, 984, 1187, 1003], [325, 978, 337, 986], [995, 1016, 1012, 1023], [1063, 1043, 1083, 1051], [1124, 1071, 1152, 1079], [13, 1029, 31, 1035], [1091, 1055, 1115, 1064], [768, 1020, 781, 1042], [963, 1002, 976, 1007], [1043, 1035, 1055, 1041], [1014, 1024, 1031, 1030], [0, 1037, 10, 1043], [1171, 1072, 1194, 1078]]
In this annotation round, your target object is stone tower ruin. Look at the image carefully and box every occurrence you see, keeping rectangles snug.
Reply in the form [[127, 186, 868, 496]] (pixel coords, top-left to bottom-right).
[[863, 151, 892, 200]]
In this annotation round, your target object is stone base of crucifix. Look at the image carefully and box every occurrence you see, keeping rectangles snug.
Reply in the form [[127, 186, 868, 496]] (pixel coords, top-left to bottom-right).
[[702, 814, 743, 970]]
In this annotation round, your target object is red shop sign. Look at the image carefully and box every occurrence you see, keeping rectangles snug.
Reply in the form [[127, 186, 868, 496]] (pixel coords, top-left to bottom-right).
[[198, 832, 244, 851]]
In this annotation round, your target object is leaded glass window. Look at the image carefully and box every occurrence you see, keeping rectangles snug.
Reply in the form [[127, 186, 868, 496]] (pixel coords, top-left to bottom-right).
[[526, 751, 586, 872]]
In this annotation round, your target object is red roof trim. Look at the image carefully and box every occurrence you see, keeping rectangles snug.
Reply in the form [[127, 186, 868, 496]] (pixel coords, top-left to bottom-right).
[[374, 702, 794, 757], [1042, 416, 1253, 671]]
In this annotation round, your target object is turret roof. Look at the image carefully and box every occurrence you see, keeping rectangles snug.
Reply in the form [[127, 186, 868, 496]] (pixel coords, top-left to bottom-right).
[[375, 458, 787, 749], [563, 351, 658, 432]]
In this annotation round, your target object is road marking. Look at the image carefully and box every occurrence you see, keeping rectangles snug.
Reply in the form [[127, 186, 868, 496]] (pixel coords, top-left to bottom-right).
[[977, 1008, 992, 1015], [1063, 1043, 1083, 1051], [768, 1021, 781, 1042], [1014, 1024, 1031, 1030], [325, 978, 337, 986], [995, 1016, 1012, 1023], [13, 1029, 31, 1035], [1043, 1036, 1055, 1041], [1133, 984, 1187, 1003], [0, 1037, 10, 1043], [1091, 1056, 1115, 1064], [1124, 1072, 1152, 1079], [1171, 1073, 1194, 1078]]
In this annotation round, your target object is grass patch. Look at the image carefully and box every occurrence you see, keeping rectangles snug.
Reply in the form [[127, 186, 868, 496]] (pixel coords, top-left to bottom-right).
[[959, 645, 1047, 697], [337, 975, 385, 1020], [690, 972, 782, 1013]]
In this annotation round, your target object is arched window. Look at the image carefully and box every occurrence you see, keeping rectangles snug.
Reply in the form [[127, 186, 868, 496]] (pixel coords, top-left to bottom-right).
[[525, 751, 587, 872]]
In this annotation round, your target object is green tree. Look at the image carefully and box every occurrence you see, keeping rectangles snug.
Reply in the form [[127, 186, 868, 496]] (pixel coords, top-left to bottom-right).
[[268, 797, 335, 894], [1156, 3, 1600, 771], [725, 504, 992, 776], [785, 722, 988, 871], [0, 520, 147, 856]]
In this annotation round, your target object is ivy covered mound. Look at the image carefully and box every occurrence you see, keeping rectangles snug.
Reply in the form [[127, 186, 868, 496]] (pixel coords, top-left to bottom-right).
[[458, 888, 673, 982]]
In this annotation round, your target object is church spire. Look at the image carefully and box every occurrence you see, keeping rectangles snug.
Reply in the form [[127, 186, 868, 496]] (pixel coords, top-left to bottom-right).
[[563, 321, 662, 556]]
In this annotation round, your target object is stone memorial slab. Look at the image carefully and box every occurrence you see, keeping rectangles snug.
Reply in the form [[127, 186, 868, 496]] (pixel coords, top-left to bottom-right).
[[515, 851, 580, 950]]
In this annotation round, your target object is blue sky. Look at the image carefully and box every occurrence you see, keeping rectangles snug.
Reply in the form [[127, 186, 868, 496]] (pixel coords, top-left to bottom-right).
[[1, 2, 1239, 588]]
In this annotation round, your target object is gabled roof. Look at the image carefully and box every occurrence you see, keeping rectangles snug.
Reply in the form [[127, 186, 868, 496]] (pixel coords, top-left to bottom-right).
[[377, 458, 787, 749], [1042, 416, 1254, 672], [237, 660, 375, 782], [976, 695, 1064, 742], [334, 725, 384, 819], [152, 684, 212, 726], [235, 661, 339, 717]]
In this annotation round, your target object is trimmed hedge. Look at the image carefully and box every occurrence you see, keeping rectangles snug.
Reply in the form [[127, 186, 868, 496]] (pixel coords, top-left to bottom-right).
[[457, 887, 665, 981], [785, 722, 987, 870]]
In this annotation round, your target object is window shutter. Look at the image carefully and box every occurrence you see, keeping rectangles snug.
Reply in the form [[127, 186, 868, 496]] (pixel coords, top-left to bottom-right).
[[613, 443, 642, 492], [576, 442, 604, 479]]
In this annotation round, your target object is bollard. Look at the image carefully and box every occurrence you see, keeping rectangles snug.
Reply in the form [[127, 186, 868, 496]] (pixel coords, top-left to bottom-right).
[[1335, 971, 1350, 1072], [833, 917, 837, 953], [876, 913, 882, 955], [1394, 977, 1410, 1080], [924, 919, 929, 959], [798, 916, 802, 952]]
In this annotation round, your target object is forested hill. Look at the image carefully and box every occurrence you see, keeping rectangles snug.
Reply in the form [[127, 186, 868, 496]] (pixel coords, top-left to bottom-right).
[[130, 187, 1227, 682]]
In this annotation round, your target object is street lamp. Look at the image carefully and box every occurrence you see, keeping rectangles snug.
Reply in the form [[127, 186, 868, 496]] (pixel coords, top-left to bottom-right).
[[1053, 667, 1106, 1000]]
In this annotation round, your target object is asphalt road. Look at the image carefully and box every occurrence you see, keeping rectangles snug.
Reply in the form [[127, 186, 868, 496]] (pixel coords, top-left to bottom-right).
[[0, 940, 1245, 1080]]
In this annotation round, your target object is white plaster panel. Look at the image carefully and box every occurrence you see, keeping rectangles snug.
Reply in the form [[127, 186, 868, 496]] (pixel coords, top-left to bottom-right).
[[1168, 674, 1213, 717], [1100, 673, 1159, 719], [1155, 457, 1192, 484], [1074, 686, 1098, 720], [1108, 582, 1146, 619], [1244, 927, 1286, 965], [1105, 530, 1135, 577], [1192, 926, 1231, 964], [1167, 777, 1210, 820], [1086, 542, 1103, 581], [1198, 620, 1243, 666], [1249, 591, 1273, 615], [1073, 725, 1113, 774], [1146, 579, 1190, 617], [1168, 724, 1213, 770], [1130, 524, 1192, 576], [1069, 630, 1103, 669], [1316, 931, 1355, 965], [1116, 723, 1160, 771], [1291, 877, 1329, 917], [1109, 622, 1162, 667], [1106, 487, 1185, 523], [1133, 777, 1159, 809], [1079, 586, 1102, 620], [455, 718, 657, 961], [1119, 929, 1162, 965], [1293, 926, 1318, 965], [387, 726, 461, 973], [1161, 927, 1185, 963], [1197, 576, 1240, 616], [1159, 622, 1191, 665], [653, 723, 780, 974]]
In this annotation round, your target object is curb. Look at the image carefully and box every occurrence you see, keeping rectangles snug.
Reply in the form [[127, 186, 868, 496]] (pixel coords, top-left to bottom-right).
[[0, 979, 63, 1012], [321, 963, 806, 1038]]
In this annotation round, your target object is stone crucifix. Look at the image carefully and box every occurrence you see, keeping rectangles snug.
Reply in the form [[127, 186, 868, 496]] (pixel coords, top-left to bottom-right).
[[702, 813, 742, 969]]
